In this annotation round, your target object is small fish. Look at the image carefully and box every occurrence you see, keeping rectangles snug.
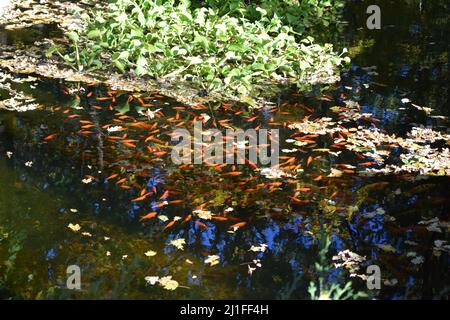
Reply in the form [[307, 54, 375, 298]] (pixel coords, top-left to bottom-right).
[[81, 124, 96, 129], [140, 212, 157, 221], [168, 200, 183, 204], [195, 221, 209, 230], [153, 151, 168, 156], [123, 142, 137, 148], [163, 220, 176, 230], [106, 173, 119, 180], [230, 221, 247, 229], [160, 190, 170, 200], [211, 216, 228, 221], [116, 178, 128, 184], [183, 214, 193, 223], [132, 193, 150, 202], [78, 131, 95, 135], [221, 171, 243, 176], [359, 162, 376, 166], [44, 133, 59, 141]]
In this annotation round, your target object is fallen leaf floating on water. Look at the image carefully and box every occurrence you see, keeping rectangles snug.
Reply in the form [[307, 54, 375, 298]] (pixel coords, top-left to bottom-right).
[[144, 250, 157, 257], [377, 244, 396, 253], [144, 276, 160, 286], [158, 215, 169, 222], [332, 250, 366, 279], [68, 223, 81, 232], [248, 265, 257, 276], [410, 255, 425, 265], [249, 244, 268, 253], [200, 113, 211, 123], [82, 177, 93, 184], [328, 168, 343, 178], [158, 276, 179, 290], [107, 126, 123, 133], [194, 209, 213, 220], [204, 255, 220, 266], [170, 238, 186, 251]]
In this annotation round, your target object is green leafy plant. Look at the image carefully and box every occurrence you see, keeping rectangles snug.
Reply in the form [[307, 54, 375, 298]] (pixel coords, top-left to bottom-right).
[[196, 0, 345, 32], [308, 235, 368, 300], [58, 0, 348, 104]]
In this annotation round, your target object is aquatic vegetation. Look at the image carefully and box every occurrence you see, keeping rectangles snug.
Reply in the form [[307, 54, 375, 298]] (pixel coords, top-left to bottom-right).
[[195, 0, 345, 33], [0, 0, 347, 106], [308, 237, 367, 300], [56, 0, 348, 105]]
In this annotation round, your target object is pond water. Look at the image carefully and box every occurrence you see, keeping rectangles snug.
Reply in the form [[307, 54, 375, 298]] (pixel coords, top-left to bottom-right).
[[0, 0, 448, 299]]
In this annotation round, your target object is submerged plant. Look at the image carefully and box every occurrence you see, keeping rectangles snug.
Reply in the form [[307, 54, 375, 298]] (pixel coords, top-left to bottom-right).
[[308, 236, 368, 300]]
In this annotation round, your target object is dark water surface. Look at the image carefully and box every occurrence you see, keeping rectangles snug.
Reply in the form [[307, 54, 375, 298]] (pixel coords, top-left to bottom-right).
[[0, 1, 448, 299]]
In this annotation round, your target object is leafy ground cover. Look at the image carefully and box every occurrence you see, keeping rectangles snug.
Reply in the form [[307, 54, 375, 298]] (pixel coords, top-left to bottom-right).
[[52, 0, 348, 105]]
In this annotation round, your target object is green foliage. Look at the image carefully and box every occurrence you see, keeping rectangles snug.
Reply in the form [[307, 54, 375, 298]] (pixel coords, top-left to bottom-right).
[[0, 227, 26, 297], [196, 0, 345, 33], [57, 0, 348, 104], [308, 235, 368, 300]]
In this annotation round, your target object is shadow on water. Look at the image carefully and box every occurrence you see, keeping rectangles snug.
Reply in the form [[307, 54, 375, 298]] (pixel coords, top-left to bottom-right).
[[0, 0, 449, 299], [0, 23, 62, 46]]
